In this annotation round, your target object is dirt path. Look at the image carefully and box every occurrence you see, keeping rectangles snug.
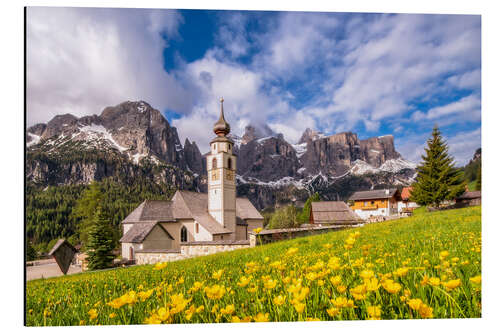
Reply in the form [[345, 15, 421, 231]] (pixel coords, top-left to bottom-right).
[[26, 262, 82, 281]]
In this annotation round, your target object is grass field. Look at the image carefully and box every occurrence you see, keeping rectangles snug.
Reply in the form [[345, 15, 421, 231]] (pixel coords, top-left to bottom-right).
[[26, 206, 481, 325]]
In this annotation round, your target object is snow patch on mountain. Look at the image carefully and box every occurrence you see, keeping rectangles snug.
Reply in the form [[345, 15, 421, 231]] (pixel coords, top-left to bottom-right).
[[79, 124, 128, 152], [292, 142, 307, 158], [350, 158, 417, 175], [27, 133, 41, 147]]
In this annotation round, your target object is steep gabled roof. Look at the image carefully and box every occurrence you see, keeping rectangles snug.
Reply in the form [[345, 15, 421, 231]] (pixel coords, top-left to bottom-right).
[[311, 201, 362, 223], [174, 191, 232, 235], [120, 222, 174, 243], [122, 200, 175, 223], [236, 197, 264, 220], [457, 191, 481, 200], [349, 188, 399, 201], [401, 187, 413, 201]]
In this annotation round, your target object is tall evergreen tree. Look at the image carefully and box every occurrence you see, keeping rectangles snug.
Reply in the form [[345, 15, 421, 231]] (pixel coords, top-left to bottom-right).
[[86, 207, 115, 270], [72, 181, 104, 248], [410, 126, 465, 207], [476, 166, 481, 191]]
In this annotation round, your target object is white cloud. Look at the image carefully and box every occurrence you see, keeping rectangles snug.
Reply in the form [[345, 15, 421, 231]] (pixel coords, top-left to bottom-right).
[[426, 94, 481, 120], [446, 128, 482, 166], [447, 69, 481, 90], [27, 7, 192, 125]]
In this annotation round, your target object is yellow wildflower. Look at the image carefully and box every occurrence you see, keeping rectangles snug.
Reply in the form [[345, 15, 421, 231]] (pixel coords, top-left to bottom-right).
[[253, 227, 263, 234], [429, 277, 441, 286], [88, 309, 98, 320], [220, 304, 235, 315], [212, 269, 224, 280], [365, 277, 380, 291], [330, 275, 342, 286], [439, 251, 450, 260], [237, 276, 252, 287], [327, 307, 340, 317], [293, 302, 306, 313], [273, 295, 286, 306], [408, 298, 423, 311], [418, 304, 434, 318], [337, 285, 347, 293], [286, 247, 299, 256], [393, 267, 410, 277], [367, 306, 381, 320], [381, 279, 402, 294], [360, 270, 375, 280], [153, 262, 167, 270], [253, 313, 270, 322], [442, 279, 461, 291], [470, 275, 481, 284], [204, 285, 226, 300], [264, 278, 278, 289]]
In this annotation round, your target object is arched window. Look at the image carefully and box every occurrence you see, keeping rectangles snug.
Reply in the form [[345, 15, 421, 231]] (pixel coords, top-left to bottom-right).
[[195, 223, 199, 234], [180, 226, 188, 242], [228, 158, 232, 170], [212, 158, 217, 169]]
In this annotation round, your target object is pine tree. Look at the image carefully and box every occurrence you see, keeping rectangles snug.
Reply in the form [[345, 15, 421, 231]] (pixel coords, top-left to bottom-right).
[[410, 126, 465, 207], [86, 207, 115, 270], [476, 166, 481, 191], [72, 181, 104, 248]]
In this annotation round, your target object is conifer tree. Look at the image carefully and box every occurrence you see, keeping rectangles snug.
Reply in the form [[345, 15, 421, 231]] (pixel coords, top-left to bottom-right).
[[297, 192, 321, 223], [86, 207, 115, 270], [476, 166, 481, 191], [410, 126, 465, 207]]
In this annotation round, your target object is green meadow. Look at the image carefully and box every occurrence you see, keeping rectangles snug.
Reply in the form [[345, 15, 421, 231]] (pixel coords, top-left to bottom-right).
[[26, 206, 481, 326]]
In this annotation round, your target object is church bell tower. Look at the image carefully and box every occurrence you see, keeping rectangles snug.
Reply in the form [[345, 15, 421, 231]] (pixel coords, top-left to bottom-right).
[[207, 97, 236, 239]]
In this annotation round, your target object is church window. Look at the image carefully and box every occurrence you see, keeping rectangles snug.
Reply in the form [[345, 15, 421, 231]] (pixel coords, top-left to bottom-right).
[[195, 223, 199, 234], [212, 158, 217, 169], [181, 226, 188, 242], [228, 158, 232, 170]]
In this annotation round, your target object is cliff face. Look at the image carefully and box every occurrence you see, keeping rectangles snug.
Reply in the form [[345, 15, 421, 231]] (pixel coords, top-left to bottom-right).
[[238, 136, 301, 182]]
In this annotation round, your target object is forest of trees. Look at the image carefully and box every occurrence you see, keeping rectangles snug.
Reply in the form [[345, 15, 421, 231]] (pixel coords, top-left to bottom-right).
[[26, 178, 176, 256]]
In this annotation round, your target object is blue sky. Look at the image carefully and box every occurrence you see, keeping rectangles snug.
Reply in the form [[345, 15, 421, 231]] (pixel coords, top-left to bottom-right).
[[27, 7, 481, 165]]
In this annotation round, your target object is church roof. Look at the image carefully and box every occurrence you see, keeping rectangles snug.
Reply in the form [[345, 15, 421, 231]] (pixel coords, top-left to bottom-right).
[[122, 200, 175, 223], [213, 97, 230, 136], [120, 222, 174, 243], [236, 197, 264, 220], [121, 191, 263, 235], [311, 201, 362, 224]]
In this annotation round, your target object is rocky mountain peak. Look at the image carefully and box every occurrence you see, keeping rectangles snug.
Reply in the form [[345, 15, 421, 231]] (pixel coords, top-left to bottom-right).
[[298, 128, 325, 144], [241, 124, 276, 145]]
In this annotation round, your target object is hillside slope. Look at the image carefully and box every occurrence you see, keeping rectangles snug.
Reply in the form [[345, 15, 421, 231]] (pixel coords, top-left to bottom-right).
[[26, 206, 481, 325]]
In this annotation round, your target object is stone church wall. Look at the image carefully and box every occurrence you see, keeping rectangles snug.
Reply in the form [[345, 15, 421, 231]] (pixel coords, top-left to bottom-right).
[[134, 241, 251, 265]]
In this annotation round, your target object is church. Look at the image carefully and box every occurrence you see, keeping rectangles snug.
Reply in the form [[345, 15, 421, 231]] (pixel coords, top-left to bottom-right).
[[120, 99, 264, 261]]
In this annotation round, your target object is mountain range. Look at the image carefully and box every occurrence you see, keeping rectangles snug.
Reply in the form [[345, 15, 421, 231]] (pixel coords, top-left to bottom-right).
[[26, 101, 417, 209]]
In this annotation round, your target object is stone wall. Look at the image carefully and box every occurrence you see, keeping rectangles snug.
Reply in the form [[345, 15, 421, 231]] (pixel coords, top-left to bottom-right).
[[134, 241, 251, 265], [135, 250, 184, 265], [249, 224, 360, 246]]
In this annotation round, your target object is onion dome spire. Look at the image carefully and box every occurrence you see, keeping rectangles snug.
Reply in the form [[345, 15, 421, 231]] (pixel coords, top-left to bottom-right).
[[213, 97, 231, 136]]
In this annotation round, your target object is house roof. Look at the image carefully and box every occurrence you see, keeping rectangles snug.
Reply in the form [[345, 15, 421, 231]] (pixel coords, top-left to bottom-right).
[[401, 187, 413, 200], [121, 190, 263, 236], [311, 201, 362, 223], [48, 239, 77, 256], [349, 188, 399, 201], [457, 191, 481, 200], [120, 222, 174, 243]]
